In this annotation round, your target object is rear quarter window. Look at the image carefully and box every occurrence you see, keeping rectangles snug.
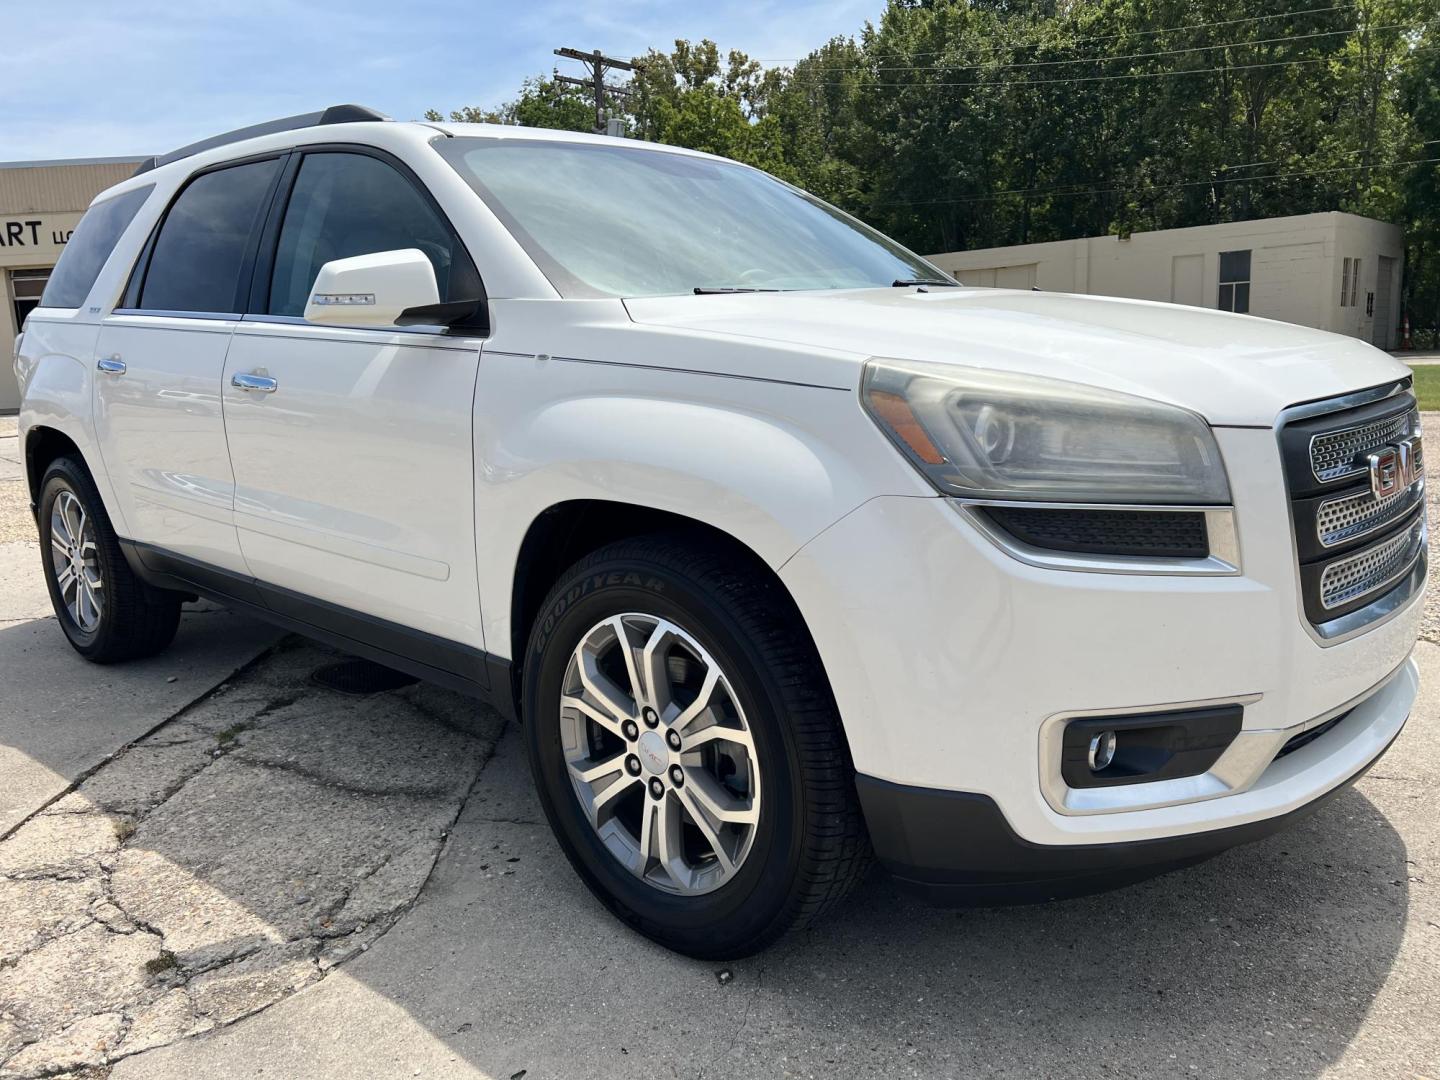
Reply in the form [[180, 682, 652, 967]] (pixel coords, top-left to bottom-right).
[[137, 158, 280, 314], [40, 185, 153, 309]]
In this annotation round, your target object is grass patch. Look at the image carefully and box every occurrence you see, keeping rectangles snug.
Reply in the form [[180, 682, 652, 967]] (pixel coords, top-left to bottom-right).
[[216, 722, 250, 747], [1408, 364, 1440, 411]]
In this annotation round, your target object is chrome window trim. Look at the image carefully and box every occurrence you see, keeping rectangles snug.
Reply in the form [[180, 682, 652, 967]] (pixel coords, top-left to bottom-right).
[[953, 501, 1241, 576], [231, 315, 483, 354], [1275, 383, 1427, 647], [111, 307, 243, 320], [240, 313, 452, 337], [1038, 660, 1407, 816]]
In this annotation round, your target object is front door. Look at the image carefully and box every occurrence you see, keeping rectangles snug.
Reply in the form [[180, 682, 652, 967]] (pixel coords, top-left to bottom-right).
[[94, 156, 283, 574], [221, 149, 487, 649]]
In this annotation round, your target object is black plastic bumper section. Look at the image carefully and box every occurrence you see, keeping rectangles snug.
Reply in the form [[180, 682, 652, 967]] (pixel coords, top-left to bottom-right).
[[1059, 705, 1243, 789], [855, 725, 1399, 904]]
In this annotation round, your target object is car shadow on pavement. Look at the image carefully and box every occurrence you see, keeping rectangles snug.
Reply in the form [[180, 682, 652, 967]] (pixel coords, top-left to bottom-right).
[[759, 788, 1410, 1076]]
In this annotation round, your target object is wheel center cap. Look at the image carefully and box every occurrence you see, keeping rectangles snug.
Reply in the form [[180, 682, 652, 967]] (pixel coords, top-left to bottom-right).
[[636, 730, 668, 775]]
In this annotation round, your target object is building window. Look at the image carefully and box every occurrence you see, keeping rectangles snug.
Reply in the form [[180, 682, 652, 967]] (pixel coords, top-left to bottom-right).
[[1342, 257, 1363, 307], [9, 269, 50, 329], [1218, 249, 1251, 313]]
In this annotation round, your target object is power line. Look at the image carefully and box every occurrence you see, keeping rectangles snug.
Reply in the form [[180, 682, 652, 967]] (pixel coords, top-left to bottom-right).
[[755, 1, 1360, 62], [778, 22, 1415, 75], [876, 155, 1440, 207], [552, 47, 640, 134], [791, 44, 1434, 90]]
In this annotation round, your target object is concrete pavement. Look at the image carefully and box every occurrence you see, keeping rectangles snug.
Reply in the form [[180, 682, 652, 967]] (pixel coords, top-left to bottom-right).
[[0, 416, 281, 836], [0, 642, 505, 1074], [110, 652, 1440, 1080]]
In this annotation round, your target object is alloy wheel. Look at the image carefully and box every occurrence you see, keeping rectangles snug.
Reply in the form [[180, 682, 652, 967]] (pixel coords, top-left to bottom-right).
[[50, 489, 104, 633], [559, 613, 761, 896]]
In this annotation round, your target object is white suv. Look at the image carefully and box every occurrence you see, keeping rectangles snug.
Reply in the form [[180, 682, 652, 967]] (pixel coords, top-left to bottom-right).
[[15, 106, 1424, 958]]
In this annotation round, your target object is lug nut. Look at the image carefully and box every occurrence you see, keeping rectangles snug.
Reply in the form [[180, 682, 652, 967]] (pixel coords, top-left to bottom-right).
[[669, 765, 684, 787], [665, 728, 682, 750], [642, 707, 659, 728], [625, 754, 642, 776], [622, 719, 640, 741], [649, 777, 665, 799]]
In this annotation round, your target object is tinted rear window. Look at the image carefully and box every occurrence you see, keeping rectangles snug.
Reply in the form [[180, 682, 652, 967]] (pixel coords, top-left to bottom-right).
[[139, 158, 280, 314], [39, 185, 153, 309]]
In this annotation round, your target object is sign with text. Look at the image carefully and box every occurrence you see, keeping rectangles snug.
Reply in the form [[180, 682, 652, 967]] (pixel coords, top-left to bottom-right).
[[0, 213, 83, 259]]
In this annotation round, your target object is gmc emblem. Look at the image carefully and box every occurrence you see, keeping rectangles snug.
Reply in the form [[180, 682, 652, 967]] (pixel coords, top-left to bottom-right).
[[1368, 435, 1423, 500]]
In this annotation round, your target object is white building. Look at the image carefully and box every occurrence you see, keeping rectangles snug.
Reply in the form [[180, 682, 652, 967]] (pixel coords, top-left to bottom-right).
[[1, 157, 146, 412], [927, 212, 1404, 350]]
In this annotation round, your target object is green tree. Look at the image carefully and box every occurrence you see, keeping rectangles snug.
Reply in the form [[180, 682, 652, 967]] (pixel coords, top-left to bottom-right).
[[426, 76, 593, 132], [426, 0, 1438, 318]]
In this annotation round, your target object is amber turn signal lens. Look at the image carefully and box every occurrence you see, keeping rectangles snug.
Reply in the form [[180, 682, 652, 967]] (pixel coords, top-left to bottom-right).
[[864, 388, 947, 465]]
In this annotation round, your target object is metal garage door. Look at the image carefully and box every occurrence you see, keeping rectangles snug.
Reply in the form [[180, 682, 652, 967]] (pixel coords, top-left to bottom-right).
[[1372, 256, 1395, 348]]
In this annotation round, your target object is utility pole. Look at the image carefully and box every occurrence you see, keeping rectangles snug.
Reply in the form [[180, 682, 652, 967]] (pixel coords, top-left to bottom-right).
[[553, 47, 638, 134]]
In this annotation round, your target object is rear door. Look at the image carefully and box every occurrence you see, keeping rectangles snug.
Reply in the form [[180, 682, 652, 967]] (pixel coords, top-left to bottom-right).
[[221, 148, 487, 650], [94, 156, 284, 573]]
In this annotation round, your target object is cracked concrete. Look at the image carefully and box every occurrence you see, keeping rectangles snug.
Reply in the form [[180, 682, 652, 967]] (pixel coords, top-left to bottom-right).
[[0, 421, 282, 837], [0, 640, 504, 1078]]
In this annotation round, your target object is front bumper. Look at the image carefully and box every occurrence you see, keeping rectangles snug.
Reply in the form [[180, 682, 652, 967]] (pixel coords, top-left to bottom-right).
[[780, 426, 1423, 863], [855, 675, 1408, 901]]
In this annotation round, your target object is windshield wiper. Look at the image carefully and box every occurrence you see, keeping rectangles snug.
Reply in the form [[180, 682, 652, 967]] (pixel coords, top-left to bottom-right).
[[892, 277, 960, 287], [693, 286, 784, 295]]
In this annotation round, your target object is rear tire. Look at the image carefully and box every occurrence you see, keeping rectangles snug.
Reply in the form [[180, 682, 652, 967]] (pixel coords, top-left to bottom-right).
[[38, 456, 182, 663], [523, 533, 869, 959]]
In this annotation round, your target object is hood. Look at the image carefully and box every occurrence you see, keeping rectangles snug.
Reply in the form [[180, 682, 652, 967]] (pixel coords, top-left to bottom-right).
[[622, 288, 1408, 426]]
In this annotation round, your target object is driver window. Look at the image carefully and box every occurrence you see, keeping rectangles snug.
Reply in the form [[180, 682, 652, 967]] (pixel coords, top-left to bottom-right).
[[268, 152, 476, 317]]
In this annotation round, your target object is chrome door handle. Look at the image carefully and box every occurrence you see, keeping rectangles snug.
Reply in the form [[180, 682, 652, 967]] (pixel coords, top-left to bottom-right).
[[231, 373, 278, 393], [96, 356, 126, 375]]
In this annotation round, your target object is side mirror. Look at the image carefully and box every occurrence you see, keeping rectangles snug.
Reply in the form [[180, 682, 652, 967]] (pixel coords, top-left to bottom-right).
[[303, 249, 477, 328]]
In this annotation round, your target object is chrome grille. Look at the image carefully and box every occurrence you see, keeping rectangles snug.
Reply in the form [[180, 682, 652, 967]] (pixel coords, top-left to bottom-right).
[[1315, 483, 1420, 548], [1309, 411, 1416, 482], [1318, 518, 1424, 611]]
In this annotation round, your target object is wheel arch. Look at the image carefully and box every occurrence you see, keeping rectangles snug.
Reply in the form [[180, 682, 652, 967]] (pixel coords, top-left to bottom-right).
[[24, 425, 88, 509], [504, 500, 831, 727]]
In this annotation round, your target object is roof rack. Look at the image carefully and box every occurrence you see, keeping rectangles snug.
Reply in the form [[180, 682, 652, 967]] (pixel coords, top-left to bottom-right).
[[132, 104, 390, 176]]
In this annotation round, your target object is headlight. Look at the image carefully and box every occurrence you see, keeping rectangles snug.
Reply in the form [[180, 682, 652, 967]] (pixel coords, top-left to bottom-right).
[[861, 358, 1231, 505]]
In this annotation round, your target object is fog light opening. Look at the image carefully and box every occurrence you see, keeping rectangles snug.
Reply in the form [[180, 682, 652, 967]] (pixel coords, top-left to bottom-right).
[[1088, 730, 1118, 772]]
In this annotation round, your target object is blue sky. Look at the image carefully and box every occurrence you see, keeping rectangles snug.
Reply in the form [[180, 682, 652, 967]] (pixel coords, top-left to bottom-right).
[[1, 0, 883, 162]]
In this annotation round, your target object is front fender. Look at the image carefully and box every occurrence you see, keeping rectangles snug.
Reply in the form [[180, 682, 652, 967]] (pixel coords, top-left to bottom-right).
[[473, 356, 929, 655]]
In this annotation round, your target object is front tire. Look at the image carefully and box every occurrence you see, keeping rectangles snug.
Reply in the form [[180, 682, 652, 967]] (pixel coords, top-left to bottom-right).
[[38, 456, 182, 663], [523, 534, 869, 959]]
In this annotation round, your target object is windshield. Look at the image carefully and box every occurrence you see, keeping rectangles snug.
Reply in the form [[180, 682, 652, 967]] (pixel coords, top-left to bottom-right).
[[435, 137, 946, 298]]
